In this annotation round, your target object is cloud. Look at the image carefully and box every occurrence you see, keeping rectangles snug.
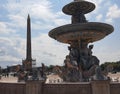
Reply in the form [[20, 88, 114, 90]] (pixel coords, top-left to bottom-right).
[[85, 0, 112, 22], [106, 4, 120, 23], [94, 49, 120, 64], [0, 37, 25, 62], [32, 33, 68, 66], [0, 0, 70, 67], [4, 0, 69, 31], [105, 18, 112, 23], [0, 0, 119, 67], [0, 55, 19, 62], [7, 15, 26, 29], [107, 4, 120, 18], [0, 33, 69, 67], [0, 22, 15, 34], [87, 0, 104, 13], [96, 14, 103, 21]]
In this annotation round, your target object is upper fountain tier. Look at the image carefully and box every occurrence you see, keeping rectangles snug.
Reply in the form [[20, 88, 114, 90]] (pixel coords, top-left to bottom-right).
[[62, 0, 95, 15], [49, 0, 114, 44]]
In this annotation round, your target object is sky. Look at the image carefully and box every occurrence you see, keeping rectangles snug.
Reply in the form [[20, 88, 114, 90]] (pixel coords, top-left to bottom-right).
[[0, 0, 120, 68]]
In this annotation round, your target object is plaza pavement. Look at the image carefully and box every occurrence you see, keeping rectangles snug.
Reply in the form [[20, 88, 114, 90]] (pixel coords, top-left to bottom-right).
[[0, 72, 120, 83], [0, 76, 18, 83]]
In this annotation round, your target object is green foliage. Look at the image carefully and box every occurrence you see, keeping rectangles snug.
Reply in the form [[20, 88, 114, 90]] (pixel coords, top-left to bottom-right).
[[46, 65, 54, 72], [100, 61, 120, 72]]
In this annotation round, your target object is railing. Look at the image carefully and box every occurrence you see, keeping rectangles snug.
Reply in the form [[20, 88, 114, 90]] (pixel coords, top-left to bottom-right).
[[43, 82, 92, 94], [0, 82, 26, 94], [0, 81, 120, 94], [110, 83, 120, 94]]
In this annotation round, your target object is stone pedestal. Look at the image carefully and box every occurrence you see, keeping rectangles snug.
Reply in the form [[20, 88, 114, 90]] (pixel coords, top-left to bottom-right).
[[91, 80, 110, 94], [26, 80, 44, 94]]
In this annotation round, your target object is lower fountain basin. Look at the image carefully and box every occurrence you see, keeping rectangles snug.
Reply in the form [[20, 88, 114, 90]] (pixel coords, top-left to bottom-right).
[[49, 22, 114, 43]]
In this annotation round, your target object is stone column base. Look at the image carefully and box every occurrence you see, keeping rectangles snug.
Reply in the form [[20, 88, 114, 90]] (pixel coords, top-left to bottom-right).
[[26, 80, 44, 94], [91, 80, 110, 94]]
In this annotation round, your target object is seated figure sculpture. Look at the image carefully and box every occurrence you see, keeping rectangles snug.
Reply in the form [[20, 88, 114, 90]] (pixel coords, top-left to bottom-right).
[[64, 43, 101, 81], [54, 42, 104, 82], [78, 44, 100, 80], [63, 55, 82, 82], [81, 45, 99, 70], [91, 66, 108, 80]]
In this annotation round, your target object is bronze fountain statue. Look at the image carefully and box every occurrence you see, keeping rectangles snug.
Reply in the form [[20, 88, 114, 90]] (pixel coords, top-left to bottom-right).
[[49, 0, 114, 82]]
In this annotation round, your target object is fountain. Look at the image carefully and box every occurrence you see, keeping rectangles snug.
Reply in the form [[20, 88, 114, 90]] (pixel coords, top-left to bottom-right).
[[1, 1, 119, 94], [49, 0, 114, 82]]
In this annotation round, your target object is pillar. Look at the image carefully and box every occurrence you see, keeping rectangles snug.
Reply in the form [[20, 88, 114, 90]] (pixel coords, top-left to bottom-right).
[[91, 80, 110, 94], [26, 80, 44, 94]]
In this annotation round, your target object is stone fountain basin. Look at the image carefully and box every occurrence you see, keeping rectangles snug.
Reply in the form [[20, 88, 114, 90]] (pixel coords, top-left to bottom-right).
[[49, 22, 114, 44], [62, 0, 95, 15]]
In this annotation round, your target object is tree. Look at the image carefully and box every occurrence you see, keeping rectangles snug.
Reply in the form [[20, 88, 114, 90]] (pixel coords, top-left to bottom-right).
[[100, 61, 120, 72]]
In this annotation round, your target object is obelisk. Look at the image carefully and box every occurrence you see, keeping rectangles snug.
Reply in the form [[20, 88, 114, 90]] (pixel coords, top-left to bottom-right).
[[26, 14, 32, 60], [22, 14, 33, 71]]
